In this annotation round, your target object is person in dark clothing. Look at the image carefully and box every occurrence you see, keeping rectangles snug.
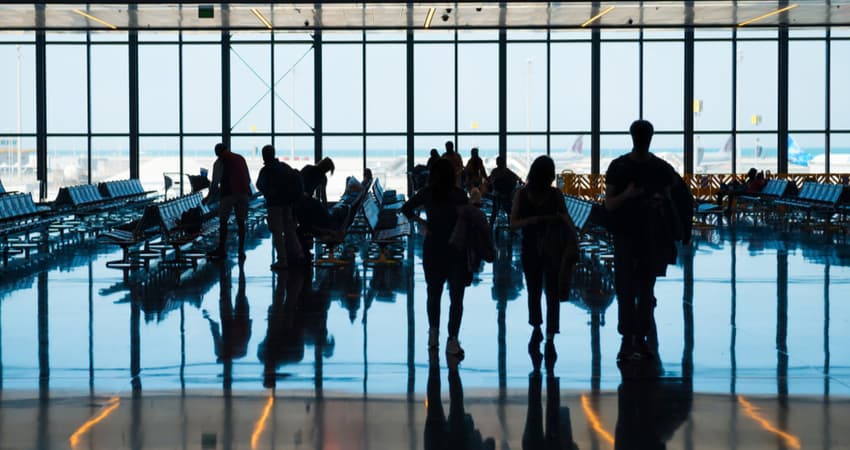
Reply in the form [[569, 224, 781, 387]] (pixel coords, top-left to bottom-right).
[[464, 147, 488, 191], [488, 156, 523, 228], [256, 145, 304, 271], [401, 158, 469, 359], [443, 141, 465, 188], [206, 143, 252, 260], [427, 148, 441, 171], [511, 156, 574, 359], [301, 157, 335, 207], [604, 120, 679, 364]]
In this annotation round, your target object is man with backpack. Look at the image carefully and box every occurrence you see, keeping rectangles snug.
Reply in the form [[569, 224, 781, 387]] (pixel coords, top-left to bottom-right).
[[256, 145, 305, 270]]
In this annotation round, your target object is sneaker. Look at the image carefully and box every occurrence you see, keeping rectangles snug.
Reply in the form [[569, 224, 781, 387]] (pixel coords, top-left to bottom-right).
[[428, 328, 439, 349], [270, 260, 288, 271], [446, 337, 465, 361]]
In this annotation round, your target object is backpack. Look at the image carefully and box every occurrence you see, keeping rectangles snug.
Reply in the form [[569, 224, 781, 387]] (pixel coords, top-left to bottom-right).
[[278, 162, 304, 205]]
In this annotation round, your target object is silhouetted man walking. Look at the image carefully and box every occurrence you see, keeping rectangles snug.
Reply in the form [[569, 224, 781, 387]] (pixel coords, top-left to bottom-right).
[[604, 120, 679, 364]]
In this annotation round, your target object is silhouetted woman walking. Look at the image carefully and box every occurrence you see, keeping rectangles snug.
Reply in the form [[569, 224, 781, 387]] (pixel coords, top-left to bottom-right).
[[402, 158, 470, 360], [511, 156, 574, 357]]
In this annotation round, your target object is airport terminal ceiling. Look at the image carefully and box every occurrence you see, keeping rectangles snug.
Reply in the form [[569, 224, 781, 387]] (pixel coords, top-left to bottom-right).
[[2, 2, 850, 31]]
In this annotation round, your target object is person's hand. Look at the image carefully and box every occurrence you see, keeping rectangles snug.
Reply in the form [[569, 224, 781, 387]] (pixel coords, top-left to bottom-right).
[[624, 182, 643, 198]]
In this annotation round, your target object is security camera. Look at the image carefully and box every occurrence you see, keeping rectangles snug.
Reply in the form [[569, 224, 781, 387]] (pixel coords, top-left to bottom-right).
[[441, 14, 449, 22], [627, 18, 633, 25], [476, 7, 482, 12], [446, 8, 452, 13], [304, 20, 310, 27]]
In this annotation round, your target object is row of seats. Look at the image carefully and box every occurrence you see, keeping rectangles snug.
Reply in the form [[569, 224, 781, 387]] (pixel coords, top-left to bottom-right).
[[54, 184, 104, 208], [99, 179, 146, 199], [0, 193, 44, 221]]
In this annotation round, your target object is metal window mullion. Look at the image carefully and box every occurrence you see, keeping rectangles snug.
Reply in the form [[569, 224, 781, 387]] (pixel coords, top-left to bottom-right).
[[732, 29, 738, 175], [639, 29, 644, 120], [546, 28, 551, 157], [406, 29, 414, 196], [129, 31, 140, 180], [454, 29, 459, 148], [498, 29, 507, 162], [87, 31, 92, 184], [179, 31, 184, 195], [778, 27, 789, 174], [221, 30, 231, 150], [362, 30, 367, 174], [36, 29, 47, 200], [271, 30, 276, 140], [314, 30, 322, 162], [684, 28, 695, 175], [825, 29, 831, 175], [591, 29, 600, 175]]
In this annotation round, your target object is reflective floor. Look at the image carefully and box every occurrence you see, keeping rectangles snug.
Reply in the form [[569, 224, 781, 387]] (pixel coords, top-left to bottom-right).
[[1, 224, 848, 449]]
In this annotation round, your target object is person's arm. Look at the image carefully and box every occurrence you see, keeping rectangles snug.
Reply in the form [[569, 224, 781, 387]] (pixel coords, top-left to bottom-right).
[[400, 189, 429, 233], [604, 182, 641, 211], [256, 167, 267, 194], [510, 190, 539, 230], [319, 179, 328, 207], [206, 159, 222, 202]]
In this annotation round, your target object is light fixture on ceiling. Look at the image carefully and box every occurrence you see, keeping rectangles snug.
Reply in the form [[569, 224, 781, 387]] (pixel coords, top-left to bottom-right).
[[250, 8, 273, 30], [424, 7, 436, 29], [580, 5, 615, 28], [738, 4, 799, 27], [72, 9, 118, 30]]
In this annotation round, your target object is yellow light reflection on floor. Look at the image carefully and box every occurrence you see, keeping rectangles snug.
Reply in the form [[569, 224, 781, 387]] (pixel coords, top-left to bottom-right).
[[69, 396, 121, 448], [581, 394, 615, 446], [738, 395, 801, 449], [251, 394, 275, 449]]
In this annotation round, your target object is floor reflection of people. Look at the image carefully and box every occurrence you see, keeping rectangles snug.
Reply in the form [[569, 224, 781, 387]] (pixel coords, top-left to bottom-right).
[[258, 263, 334, 389], [522, 349, 579, 450], [203, 262, 252, 388], [614, 377, 693, 450], [424, 350, 496, 450]]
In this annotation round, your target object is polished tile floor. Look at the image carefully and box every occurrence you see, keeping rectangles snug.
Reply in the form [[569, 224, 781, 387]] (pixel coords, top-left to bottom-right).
[[0, 224, 848, 449]]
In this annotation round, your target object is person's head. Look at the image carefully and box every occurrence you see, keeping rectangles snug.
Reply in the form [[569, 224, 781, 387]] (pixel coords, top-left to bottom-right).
[[317, 157, 335, 175], [629, 120, 654, 154], [363, 168, 373, 181], [445, 141, 455, 154], [746, 167, 758, 180], [526, 155, 556, 194], [430, 148, 440, 158], [261, 144, 276, 163], [429, 158, 455, 195], [214, 142, 228, 157], [470, 147, 479, 158], [496, 155, 506, 168]]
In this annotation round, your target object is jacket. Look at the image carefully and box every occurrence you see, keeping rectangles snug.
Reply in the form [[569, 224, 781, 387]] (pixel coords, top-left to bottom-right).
[[449, 204, 495, 274]]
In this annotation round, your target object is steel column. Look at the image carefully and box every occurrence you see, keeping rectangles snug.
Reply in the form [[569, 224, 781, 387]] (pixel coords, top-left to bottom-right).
[[129, 30, 140, 180], [35, 28, 47, 200], [684, 28, 695, 175], [591, 30, 601, 175], [314, 30, 322, 162], [777, 27, 789, 174], [498, 29, 507, 161]]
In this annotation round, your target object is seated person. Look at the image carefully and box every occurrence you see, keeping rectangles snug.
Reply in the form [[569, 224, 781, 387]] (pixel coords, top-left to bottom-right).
[[717, 167, 757, 205], [294, 195, 347, 247], [746, 171, 767, 193]]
